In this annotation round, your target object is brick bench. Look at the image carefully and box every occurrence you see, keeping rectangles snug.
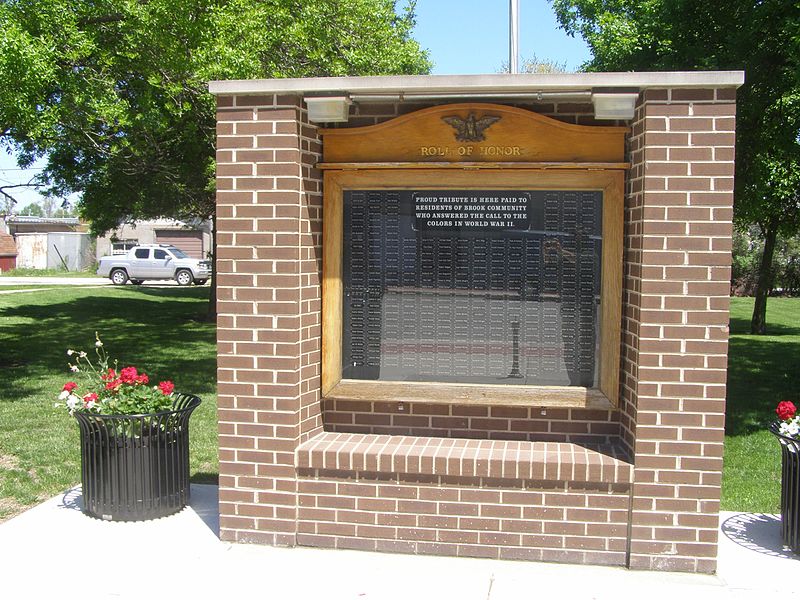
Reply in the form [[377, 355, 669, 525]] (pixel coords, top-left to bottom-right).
[[294, 432, 634, 563], [296, 431, 633, 484]]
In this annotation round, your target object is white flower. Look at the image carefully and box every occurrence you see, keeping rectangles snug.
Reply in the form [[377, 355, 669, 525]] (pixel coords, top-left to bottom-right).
[[780, 418, 800, 439], [58, 390, 70, 400], [95, 340, 103, 347], [69, 364, 79, 373], [85, 400, 96, 410], [78, 351, 87, 358], [66, 395, 80, 410], [67, 349, 75, 356]]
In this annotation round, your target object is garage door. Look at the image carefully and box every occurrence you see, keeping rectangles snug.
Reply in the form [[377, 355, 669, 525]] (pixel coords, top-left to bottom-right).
[[154, 230, 204, 258]]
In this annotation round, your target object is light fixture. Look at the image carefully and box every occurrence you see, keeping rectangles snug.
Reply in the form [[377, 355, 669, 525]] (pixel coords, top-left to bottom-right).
[[592, 92, 640, 120], [305, 96, 351, 123]]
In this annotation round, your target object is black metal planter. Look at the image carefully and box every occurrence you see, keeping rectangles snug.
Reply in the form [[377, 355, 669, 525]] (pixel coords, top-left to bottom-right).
[[770, 422, 800, 552], [74, 393, 200, 522]]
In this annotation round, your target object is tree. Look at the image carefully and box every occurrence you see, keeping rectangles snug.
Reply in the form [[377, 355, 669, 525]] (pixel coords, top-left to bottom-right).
[[499, 54, 569, 74], [53, 203, 77, 218], [18, 202, 45, 217], [733, 227, 800, 297], [0, 194, 14, 216], [551, 0, 800, 333], [0, 0, 431, 317]]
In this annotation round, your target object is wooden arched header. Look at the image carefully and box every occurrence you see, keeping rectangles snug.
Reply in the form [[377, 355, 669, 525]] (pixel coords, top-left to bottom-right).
[[319, 103, 627, 165]]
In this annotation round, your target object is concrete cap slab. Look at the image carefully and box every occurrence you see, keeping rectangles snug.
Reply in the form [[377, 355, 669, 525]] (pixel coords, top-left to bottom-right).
[[209, 71, 745, 97]]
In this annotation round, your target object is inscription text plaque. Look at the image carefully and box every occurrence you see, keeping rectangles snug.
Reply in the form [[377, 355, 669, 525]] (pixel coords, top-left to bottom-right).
[[413, 190, 530, 231]]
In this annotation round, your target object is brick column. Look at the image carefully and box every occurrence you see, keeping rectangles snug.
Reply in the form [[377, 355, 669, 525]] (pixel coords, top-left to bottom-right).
[[216, 94, 323, 544], [625, 88, 736, 572]]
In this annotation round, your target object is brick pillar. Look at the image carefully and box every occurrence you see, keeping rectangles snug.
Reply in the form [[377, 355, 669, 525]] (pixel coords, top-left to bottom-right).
[[216, 94, 323, 544], [625, 88, 736, 572]]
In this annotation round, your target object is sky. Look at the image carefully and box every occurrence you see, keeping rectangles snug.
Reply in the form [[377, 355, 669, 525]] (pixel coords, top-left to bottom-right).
[[0, 0, 591, 211], [413, 0, 590, 75], [0, 154, 47, 210]]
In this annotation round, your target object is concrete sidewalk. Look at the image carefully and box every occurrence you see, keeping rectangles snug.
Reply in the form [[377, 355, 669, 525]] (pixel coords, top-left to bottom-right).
[[0, 276, 186, 291], [1, 485, 797, 599], [0, 276, 111, 286]]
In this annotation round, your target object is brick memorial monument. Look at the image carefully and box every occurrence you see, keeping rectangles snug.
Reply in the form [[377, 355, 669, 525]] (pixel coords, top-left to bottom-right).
[[210, 72, 743, 572]]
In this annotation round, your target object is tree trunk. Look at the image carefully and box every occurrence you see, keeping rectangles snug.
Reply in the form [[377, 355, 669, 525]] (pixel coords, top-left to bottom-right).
[[751, 219, 779, 334], [206, 212, 217, 322]]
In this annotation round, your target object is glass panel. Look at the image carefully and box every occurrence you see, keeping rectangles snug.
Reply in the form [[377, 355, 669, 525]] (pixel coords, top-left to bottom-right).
[[154, 249, 168, 259], [342, 190, 603, 387], [134, 248, 149, 259]]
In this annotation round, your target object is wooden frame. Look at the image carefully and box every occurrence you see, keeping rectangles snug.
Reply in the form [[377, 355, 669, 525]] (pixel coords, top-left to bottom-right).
[[322, 168, 624, 409]]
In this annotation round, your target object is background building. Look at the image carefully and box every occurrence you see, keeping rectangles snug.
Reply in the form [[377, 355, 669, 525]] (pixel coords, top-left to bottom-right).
[[95, 219, 212, 260]]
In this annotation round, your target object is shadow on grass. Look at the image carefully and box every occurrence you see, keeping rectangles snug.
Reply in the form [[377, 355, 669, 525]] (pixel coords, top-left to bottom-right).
[[191, 472, 220, 484], [726, 327, 800, 438], [729, 316, 800, 337], [0, 287, 216, 399]]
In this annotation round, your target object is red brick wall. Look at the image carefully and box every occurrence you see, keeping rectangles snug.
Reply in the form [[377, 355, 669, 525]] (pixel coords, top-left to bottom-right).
[[216, 94, 323, 544], [624, 88, 735, 572], [214, 87, 735, 573], [295, 432, 632, 565], [297, 473, 630, 564], [324, 400, 620, 445]]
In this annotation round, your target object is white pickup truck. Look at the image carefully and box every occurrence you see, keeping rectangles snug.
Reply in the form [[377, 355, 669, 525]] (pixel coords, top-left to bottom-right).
[[97, 244, 211, 286]]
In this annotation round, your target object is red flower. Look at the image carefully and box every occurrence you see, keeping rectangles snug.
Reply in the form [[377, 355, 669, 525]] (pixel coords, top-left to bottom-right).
[[136, 373, 149, 385], [120, 367, 139, 384], [158, 381, 174, 395], [62, 381, 78, 392], [83, 392, 98, 402], [100, 368, 116, 382], [777, 401, 797, 421], [105, 378, 122, 391]]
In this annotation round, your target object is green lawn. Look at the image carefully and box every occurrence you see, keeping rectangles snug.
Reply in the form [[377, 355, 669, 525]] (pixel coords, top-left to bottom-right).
[[0, 287, 795, 520], [721, 297, 800, 512], [0, 286, 217, 521]]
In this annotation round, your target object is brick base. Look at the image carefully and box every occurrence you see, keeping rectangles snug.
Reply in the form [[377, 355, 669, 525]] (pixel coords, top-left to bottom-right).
[[297, 472, 630, 565], [292, 432, 632, 564]]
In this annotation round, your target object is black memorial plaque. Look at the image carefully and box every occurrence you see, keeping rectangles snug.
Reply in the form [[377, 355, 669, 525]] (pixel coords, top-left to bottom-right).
[[413, 191, 530, 231], [342, 189, 603, 387]]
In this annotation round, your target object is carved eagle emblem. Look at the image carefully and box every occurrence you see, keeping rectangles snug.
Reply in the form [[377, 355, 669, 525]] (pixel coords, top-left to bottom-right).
[[442, 113, 501, 142]]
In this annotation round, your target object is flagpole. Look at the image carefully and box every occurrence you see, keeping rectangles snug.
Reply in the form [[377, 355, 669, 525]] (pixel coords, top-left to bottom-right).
[[510, 0, 520, 74]]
